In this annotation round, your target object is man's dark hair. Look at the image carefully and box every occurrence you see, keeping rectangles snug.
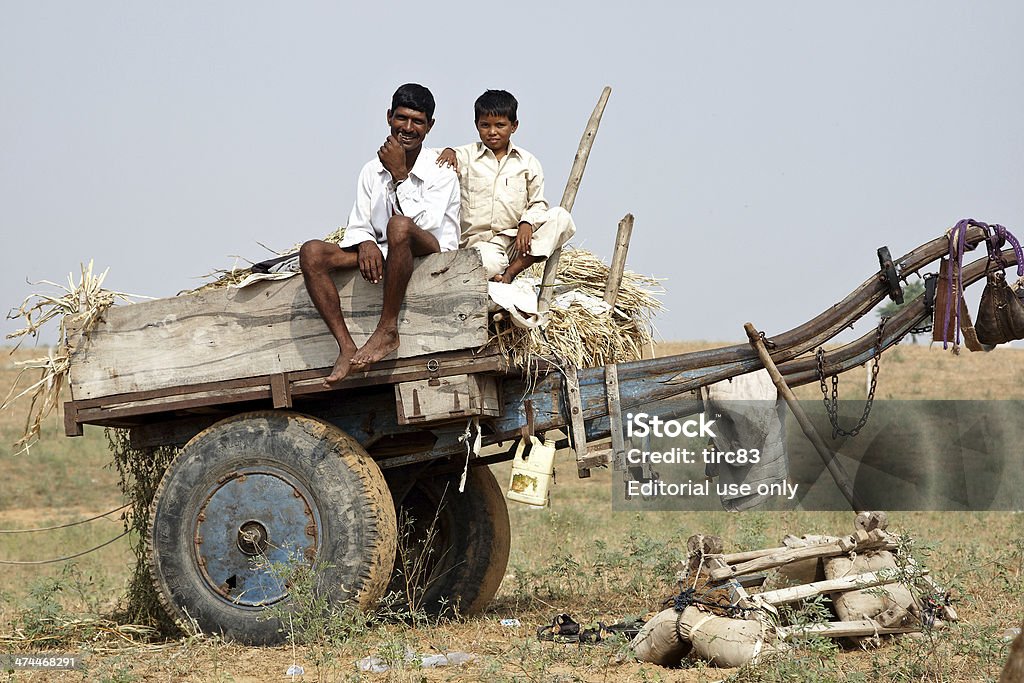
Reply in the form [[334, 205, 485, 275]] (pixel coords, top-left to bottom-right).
[[391, 83, 435, 119], [474, 90, 518, 123]]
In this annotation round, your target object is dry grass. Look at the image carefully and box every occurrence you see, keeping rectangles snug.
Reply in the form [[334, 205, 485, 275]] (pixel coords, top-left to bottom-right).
[[2, 262, 145, 454], [187, 225, 346, 294], [490, 248, 663, 370]]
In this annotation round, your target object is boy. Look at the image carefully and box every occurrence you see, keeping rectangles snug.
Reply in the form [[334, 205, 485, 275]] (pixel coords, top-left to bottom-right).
[[437, 90, 575, 283]]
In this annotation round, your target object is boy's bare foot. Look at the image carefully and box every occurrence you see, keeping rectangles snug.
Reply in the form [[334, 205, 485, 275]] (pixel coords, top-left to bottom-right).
[[498, 253, 541, 284], [324, 343, 359, 386], [351, 326, 400, 369], [490, 273, 504, 282]]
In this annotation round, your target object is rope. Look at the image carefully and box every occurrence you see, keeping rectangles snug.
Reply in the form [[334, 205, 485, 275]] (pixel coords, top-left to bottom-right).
[[0, 529, 130, 565], [0, 503, 129, 534], [664, 586, 757, 618]]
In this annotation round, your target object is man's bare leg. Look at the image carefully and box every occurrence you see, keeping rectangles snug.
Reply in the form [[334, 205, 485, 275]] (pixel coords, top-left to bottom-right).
[[351, 216, 440, 368], [298, 240, 360, 385], [498, 253, 542, 284]]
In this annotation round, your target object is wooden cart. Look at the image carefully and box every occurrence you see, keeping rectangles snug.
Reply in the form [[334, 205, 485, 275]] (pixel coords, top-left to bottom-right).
[[60, 220, 1013, 643]]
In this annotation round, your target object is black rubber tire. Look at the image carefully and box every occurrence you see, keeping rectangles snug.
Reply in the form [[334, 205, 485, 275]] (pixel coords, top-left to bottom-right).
[[388, 465, 510, 617], [147, 411, 396, 645]]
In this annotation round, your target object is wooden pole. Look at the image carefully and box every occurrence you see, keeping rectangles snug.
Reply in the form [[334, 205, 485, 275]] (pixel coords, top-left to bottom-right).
[[754, 570, 894, 606], [744, 322, 868, 513], [538, 86, 613, 314], [603, 214, 634, 307], [778, 619, 920, 640], [709, 530, 890, 580]]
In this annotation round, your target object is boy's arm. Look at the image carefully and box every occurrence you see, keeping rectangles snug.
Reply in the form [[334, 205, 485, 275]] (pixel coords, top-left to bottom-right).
[[436, 147, 458, 170], [519, 155, 550, 227], [435, 144, 474, 178]]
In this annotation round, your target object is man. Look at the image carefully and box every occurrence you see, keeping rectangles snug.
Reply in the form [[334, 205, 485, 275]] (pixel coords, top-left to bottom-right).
[[299, 84, 460, 385]]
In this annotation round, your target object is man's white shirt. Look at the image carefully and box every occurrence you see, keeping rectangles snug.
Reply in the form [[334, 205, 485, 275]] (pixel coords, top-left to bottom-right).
[[339, 147, 460, 258]]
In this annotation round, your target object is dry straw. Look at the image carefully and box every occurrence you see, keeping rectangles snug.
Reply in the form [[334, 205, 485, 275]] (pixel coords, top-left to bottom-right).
[[189, 226, 346, 294], [3, 261, 145, 454], [490, 247, 663, 370]]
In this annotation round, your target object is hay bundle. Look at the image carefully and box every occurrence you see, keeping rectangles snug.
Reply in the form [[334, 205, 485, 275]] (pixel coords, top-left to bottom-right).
[[3, 261, 144, 453], [490, 248, 663, 369]]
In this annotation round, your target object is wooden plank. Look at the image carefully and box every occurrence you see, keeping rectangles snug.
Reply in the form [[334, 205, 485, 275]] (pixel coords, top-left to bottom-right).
[[63, 402, 83, 437], [76, 385, 272, 421], [68, 249, 489, 400], [395, 374, 500, 424], [603, 214, 634, 307], [754, 571, 895, 606], [778, 619, 919, 640], [605, 363, 625, 471], [69, 349, 503, 428], [721, 535, 843, 565], [710, 531, 894, 580], [270, 373, 292, 409], [565, 365, 593, 477]]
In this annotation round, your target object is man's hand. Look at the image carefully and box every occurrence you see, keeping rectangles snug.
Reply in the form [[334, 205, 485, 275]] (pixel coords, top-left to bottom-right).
[[513, 222, 534, 261], [357, 241, 385, 284], [378, 135, 409, 183], [435, 148, 459, 171]]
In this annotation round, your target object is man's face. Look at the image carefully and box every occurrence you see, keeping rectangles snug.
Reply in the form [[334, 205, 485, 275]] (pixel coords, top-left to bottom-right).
[[476, 113, 518, 153], [387, 106, 433, 152]]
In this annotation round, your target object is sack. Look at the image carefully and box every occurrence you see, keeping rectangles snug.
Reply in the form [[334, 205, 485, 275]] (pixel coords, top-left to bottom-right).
[[975, 269, 1024, 345]]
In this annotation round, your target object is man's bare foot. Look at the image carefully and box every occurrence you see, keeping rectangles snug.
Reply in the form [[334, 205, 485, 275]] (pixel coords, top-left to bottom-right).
[[351, 326, 400, 369], [324, 343, 358, 386]]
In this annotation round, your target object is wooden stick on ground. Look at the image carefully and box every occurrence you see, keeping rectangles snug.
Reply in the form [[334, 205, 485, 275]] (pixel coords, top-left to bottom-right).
[[538, 86, 613, 314], [778, 619, 920, 640], [754, 570, 895, 606], [744, 322, 867, 513], [709, 530, 891, 581]]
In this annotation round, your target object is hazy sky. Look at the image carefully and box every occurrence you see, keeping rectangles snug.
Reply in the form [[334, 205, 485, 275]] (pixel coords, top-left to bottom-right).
[[2, 2, 1022, 346]]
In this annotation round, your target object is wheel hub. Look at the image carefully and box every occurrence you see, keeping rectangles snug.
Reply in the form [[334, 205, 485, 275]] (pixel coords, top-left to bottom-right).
[[237, 520, 270, 556], [194, 466, 321, 607]]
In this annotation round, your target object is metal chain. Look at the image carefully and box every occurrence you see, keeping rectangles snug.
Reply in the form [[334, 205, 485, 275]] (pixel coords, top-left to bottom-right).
[[817, 317, 888, 439]]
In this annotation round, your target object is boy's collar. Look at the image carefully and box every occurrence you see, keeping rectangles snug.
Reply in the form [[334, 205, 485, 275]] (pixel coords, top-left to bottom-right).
[[473, 140, 519, 159]]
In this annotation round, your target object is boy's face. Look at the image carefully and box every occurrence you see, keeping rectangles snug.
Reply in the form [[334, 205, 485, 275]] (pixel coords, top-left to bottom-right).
[[476, 113, 518, 154], [387, 106, 434, 152]]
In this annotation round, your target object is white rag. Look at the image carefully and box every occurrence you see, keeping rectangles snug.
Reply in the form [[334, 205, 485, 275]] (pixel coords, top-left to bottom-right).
[[701, 369, 789, 511]]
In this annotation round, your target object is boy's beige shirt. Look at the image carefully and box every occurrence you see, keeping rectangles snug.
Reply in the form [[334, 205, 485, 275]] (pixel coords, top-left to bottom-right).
[[451, 141, 550, 247]]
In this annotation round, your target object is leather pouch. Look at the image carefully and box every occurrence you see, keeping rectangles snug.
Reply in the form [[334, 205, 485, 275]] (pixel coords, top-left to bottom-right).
[[975, 268, 1024, 345]]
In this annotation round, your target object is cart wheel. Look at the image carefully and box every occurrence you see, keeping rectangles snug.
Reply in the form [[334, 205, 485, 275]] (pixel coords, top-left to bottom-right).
[[388, 465, 510, 617], [147, 411, 396, 645]]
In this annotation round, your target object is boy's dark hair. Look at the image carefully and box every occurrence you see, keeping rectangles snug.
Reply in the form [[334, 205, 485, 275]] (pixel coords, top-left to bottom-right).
[[474, 90, 518, 123], [391, 83, 435, 119]]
